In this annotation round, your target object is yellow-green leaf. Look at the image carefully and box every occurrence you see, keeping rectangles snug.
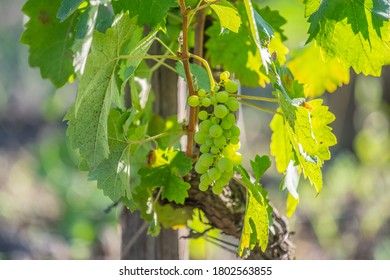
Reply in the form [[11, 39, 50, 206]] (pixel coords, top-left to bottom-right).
[[210, 0, 241, 33]]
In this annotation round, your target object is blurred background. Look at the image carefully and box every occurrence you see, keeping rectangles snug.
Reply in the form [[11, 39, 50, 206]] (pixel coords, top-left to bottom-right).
[[1, 0, 390, 259]]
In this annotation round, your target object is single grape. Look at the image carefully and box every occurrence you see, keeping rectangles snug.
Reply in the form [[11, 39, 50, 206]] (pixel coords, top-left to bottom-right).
[[212, 185, 223, 195], [217, 157, 233, 173], [208, 167, 221, 181], [214, 177, 229, 188], [198, 153, 214, 167], [216, 91, 229, 103], [231, 125, 241, 136], [205, 138, 214, 147], [231, 152, 243, 165], [226, 97, 239, 111], [226, 113, 236, 123], [221, 118, 233, 130], [230, 136, 240, 145], [220, 71, 230, 81], [222, 144, 236, 158], [194, 131, 208, 144], [198, 88, 206, 97], [223, 129, 232, 138], [210, 96, 218, 105], [213, 85, 220, 92], [199, 183, 209, 191], [200, 144, 210, 153], [214, 104, 229, 119], [210, 146, 220, 154], [188, 95, 200, 107], [198, 110, 208, 121], [221, 169, 234, 179], [209, 124, 223, 138], [200, 173, 213, 185], [195, 162, 208, 174], [214, 135, 227, 148], [211, 117, 220, 124], [199, 119, 212, 131], [202, 97, 211, 107], [225, 80, 239, 93]]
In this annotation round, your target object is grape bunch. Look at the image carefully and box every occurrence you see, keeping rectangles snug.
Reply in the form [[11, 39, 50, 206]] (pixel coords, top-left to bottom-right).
[[188, 71, 242, 195]]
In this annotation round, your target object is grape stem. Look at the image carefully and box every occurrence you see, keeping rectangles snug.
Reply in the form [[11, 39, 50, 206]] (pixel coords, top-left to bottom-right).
[[238, 100, 282, 115], [229, 94, 278, 103], [127, 130, 186, 145]]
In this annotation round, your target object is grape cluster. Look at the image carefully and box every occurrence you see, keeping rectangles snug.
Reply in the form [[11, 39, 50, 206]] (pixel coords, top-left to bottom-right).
[[188, 71, 242, 195]]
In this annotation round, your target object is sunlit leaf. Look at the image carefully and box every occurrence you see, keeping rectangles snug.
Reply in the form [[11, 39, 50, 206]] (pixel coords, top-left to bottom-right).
[[210, 0, 241, 33]]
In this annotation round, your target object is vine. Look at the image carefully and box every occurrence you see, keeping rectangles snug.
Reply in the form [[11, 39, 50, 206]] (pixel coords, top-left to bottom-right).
[[21, 0, 390, 258]]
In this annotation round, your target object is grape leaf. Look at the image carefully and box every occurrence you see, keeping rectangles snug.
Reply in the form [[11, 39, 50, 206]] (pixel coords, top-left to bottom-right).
[[112, 0, 177, 27], [256, 6, 287, 41], [205, 9, 268, 87], [176, 62, 211, 92], [21, 0, 77, 87], [306, 0, 390, 75], [272, 90, 337, 192], [303, 0, 321, 17], [89, 109, 135, 208], [250, 155, 271, 183], [210, 0, 241, 33], [243, 0, 270, 72], [70, 14, 152, 169], [287, 44, 350, 97], [139, 149, 192, 204], [286, 193, 299, 218], [57, 0, 84, 21]]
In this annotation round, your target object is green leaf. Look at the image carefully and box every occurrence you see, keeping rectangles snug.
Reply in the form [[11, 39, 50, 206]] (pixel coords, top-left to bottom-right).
[[256, 6, 287, 41], [176, 62, 211, 92], [205, 6, 269, 88], [70, 14, 147, 169], [139, 149, 192, 205], [287, 44, 350, 97], [286, 193, 299, 218], [250, 155, 271, 183], [303, 0, 321, 17], [57, 0, 84, 21], [306, 0, 390, 75], [270, 110, 294, 173], [21, 0, 76, 87], [210, 0, 241, 33], [89, 109, 135, 209], [243, 0, 270, 72], [238, 183, 269, 256], [273, 90, 337, 192], [112, 0, 177, 27]]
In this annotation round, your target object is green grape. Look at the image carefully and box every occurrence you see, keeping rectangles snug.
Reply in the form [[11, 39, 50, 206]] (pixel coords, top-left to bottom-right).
[[213, 85, 220, 92], [199, 120, 212, 131], [232, 152, 243, 165], [212, 185, 223, 195], [214, 104, 229, 119], [220, 71, 230, 82], [199, 183, 209, 191], [188, 95, 200, 107], [200, 173, 213, 185], [210, 146, 220, 154], [214, 177, 229, 188], [198, 153, 214, 167], [226, 113, 236, 123], [230, 136, 240, 145], [211, 117, 220, 124], [216, 91, 229, 103], [209, 124, 223, 138], [226, 97, 239, 111], [205, 138, 214, 147], [221, 169, 234, 179], [221, 118, 233, 130], [198, 88, 206, 97], [217, 157, 233, 173], [222, 144, 236, 158], [198, 110, 208, 120], [210, 96, 218, 105], [194, 131, 207, 144], [223, 129, 232, 138], [202, 97, 211, 107], [200, 144, 210, 153], [225, 80, 239, 93], [231, 125, 241, 136], [195, 162, 208, 174], [214, 135, 227, 148], [208, 167, 221, 181]]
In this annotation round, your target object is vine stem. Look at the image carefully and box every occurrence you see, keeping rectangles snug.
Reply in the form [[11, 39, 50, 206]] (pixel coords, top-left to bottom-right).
[[238, 100, 281, 115], [128, 130, 186, 145], [116, 54, 179, 61], [229, 94, 278, 103], [189, 54, 215, 90], [179, 0, 197, 158]]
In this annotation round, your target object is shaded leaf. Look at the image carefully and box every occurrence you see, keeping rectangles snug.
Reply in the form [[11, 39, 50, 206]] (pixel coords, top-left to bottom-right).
[[176, 62, 211, 92], [21, 0, 76, 87], [57, 0, 84, 21]]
